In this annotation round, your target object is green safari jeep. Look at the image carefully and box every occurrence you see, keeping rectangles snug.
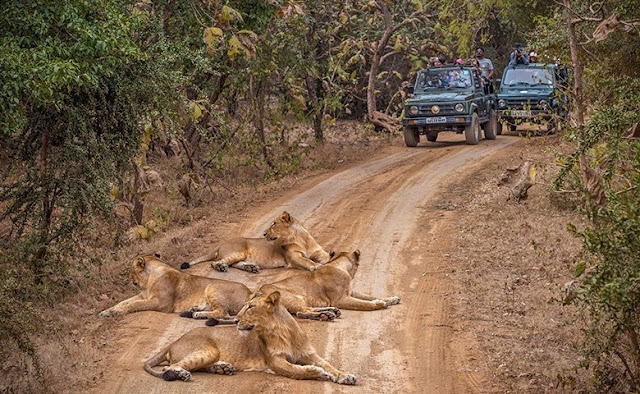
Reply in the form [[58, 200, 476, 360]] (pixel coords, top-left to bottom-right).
[[402, 66, 498, 147], [497, 63, 569, 133]]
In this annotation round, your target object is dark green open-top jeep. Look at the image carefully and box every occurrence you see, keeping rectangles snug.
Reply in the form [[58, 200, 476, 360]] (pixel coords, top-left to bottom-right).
[[497, 63, 568, 133], [402, 66, 498, 147]]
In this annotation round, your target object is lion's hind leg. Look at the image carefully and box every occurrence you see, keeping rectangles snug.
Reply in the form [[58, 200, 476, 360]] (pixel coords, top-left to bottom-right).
[[163, 344, 220, 382], [351, 291, 401, 307]]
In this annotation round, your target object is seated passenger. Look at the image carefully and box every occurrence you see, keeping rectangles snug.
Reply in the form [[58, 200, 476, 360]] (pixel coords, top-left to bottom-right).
[[426, 73, 445, 88], [508, 43, 529, 66], [529, 52, 538, 62]]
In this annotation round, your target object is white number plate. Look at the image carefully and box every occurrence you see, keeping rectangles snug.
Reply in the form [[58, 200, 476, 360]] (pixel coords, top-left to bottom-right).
[[511, 110, 531, 117], [425, 117, 447, 124]]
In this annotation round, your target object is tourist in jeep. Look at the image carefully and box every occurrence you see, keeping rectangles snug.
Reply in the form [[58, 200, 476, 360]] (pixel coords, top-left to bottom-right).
[[426, 73, 445, 88], [529, 51, 538, 63], [475, 47, 495, 92], [509, 43, 529, 66]]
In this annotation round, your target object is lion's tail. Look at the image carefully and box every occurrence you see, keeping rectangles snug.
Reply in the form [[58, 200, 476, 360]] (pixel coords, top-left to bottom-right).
[[144, 346, 170, 378], [180, 248, 220, 270]]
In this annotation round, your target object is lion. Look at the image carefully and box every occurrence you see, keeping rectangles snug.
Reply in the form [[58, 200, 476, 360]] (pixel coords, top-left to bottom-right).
[[180, 211, 332, 274], [251, 250, 401, 322], [144, 291, 357, 385], [98, 254, 252, 320]]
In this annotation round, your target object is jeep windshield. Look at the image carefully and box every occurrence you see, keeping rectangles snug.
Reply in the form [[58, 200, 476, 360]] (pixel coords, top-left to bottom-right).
[[415, 68, 473, 93], [501, 67, 553, 87]]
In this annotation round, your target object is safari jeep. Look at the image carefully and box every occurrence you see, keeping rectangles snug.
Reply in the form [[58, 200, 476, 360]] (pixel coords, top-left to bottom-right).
[[402, 66, 498, 147], [497, 63, 568, 133]]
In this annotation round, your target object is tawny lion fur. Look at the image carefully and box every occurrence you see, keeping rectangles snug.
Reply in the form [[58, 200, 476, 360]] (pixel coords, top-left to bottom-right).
[[143, 291, 357, 385], [180, 211, 332, 273], [98, 254, 251, 320], [256, 251, 400, 321]]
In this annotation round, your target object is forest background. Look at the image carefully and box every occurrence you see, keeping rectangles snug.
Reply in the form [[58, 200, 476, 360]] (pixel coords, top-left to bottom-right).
[[0, 0, 638, 392]]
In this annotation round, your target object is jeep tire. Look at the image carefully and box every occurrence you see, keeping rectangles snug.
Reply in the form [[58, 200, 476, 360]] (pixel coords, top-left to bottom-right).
[[483, 109, 498, 140], [403, 126, 419, 147], [465, 112, 480, 145]]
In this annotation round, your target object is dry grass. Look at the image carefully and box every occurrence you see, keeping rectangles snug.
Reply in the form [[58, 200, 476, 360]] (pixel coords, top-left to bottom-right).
[[441, 133, 589, 392]]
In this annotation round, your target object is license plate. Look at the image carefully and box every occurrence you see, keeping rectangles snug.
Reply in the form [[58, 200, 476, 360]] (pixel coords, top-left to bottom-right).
[[511, 110, 530, 117], [425, 117, 447, 124]]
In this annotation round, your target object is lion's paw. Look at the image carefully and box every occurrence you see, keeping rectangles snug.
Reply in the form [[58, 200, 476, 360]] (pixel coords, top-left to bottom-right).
[[192, 311, 207, 319], [242, 264, 260, 274], [212, 262, 229, 272], [317, 311, 337, 321], [330, 307, 341, 318], [385, 296, 401, 307], [163, 368, 191, 382], [308, 366, 331, 381], [209, 361, 235, 375], [338, 373, 357, 385], [98, 309, 120, 318]]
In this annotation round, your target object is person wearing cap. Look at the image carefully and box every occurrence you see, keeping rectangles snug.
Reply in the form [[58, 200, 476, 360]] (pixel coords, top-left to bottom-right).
[[529, 52, 538, 62], [509, 43, 529, 66]]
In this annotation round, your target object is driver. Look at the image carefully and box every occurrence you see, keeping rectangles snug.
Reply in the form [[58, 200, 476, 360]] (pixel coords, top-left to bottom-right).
[[426, 73, 445, 88]]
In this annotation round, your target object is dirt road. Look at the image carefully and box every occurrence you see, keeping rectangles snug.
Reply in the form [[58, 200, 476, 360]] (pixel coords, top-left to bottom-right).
[[93, 133, 519, 394]]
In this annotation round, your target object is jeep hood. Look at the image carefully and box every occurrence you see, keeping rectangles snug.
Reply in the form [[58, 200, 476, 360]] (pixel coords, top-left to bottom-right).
[[409, 92, 474, 104], [498, 87, 553, 99]]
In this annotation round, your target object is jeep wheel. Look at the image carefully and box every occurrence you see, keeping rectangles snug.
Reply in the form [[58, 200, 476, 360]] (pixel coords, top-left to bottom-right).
[[403, 126, 419, 147], [426, 133, 438, 142], [483, 109, 498, 140], [465, 112, 480, 145]]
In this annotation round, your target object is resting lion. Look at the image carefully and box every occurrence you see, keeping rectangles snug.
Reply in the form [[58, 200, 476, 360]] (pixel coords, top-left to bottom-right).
[[180, 211, 332, 273], [144, 291, 357, 385], [254, 250, 400, 322], [98, 254, 251, 320]]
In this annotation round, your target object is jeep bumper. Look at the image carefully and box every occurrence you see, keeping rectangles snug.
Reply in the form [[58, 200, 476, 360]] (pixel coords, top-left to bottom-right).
[[403, 115, 472, 127]]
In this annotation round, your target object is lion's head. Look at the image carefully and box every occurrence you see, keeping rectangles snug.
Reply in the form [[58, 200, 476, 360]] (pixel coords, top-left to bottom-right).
[[129, 253, 162, 288], [236, 291, 283, 331], [263, 211, 300, 243]]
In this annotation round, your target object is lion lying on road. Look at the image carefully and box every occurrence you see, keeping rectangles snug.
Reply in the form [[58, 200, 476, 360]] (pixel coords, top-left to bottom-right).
[[254, 250, 400, 322], [180, 211, 332, 273], [144, 291, 357, 385], [98, 254, 251, 320]]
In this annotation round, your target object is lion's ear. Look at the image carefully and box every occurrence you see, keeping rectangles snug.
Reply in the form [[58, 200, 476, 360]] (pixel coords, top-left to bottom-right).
[[280, 211, 292, 224], [353, 250, 361, 261], [153, 252, 161, 259], [266, 291, 281, 307], [133, 257, 146, 270]]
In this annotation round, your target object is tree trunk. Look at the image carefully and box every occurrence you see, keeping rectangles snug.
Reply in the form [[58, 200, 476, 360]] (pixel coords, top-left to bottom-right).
[[565, 0, 606, 207], [305, 74, 323, 140], [366, 4, 403, 132], [254, 80, 273, 168]]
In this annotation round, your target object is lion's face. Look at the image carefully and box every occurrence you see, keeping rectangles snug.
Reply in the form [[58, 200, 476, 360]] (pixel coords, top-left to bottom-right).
[[129, 253, 161, 288], [264, 211, 294, 242], [236, 291, 281, 331]]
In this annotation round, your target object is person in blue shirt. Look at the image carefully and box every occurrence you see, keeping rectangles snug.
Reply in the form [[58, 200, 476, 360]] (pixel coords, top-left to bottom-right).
[[509, 43, 529, 66]]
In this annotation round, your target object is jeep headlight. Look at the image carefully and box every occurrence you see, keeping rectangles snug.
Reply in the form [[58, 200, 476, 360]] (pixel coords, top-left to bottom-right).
[[455, 103, 464, 112], [498, 99, 506, 108], [409, 105, 419, 115], [539, 99, 549, 109]]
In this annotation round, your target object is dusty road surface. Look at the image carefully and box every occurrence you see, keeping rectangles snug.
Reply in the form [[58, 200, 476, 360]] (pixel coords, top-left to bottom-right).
[[93, 133, 519, 394]]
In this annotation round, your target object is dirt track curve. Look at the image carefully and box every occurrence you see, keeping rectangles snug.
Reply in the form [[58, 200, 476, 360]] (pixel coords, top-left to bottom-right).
[[93, 133, 519, 394]]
